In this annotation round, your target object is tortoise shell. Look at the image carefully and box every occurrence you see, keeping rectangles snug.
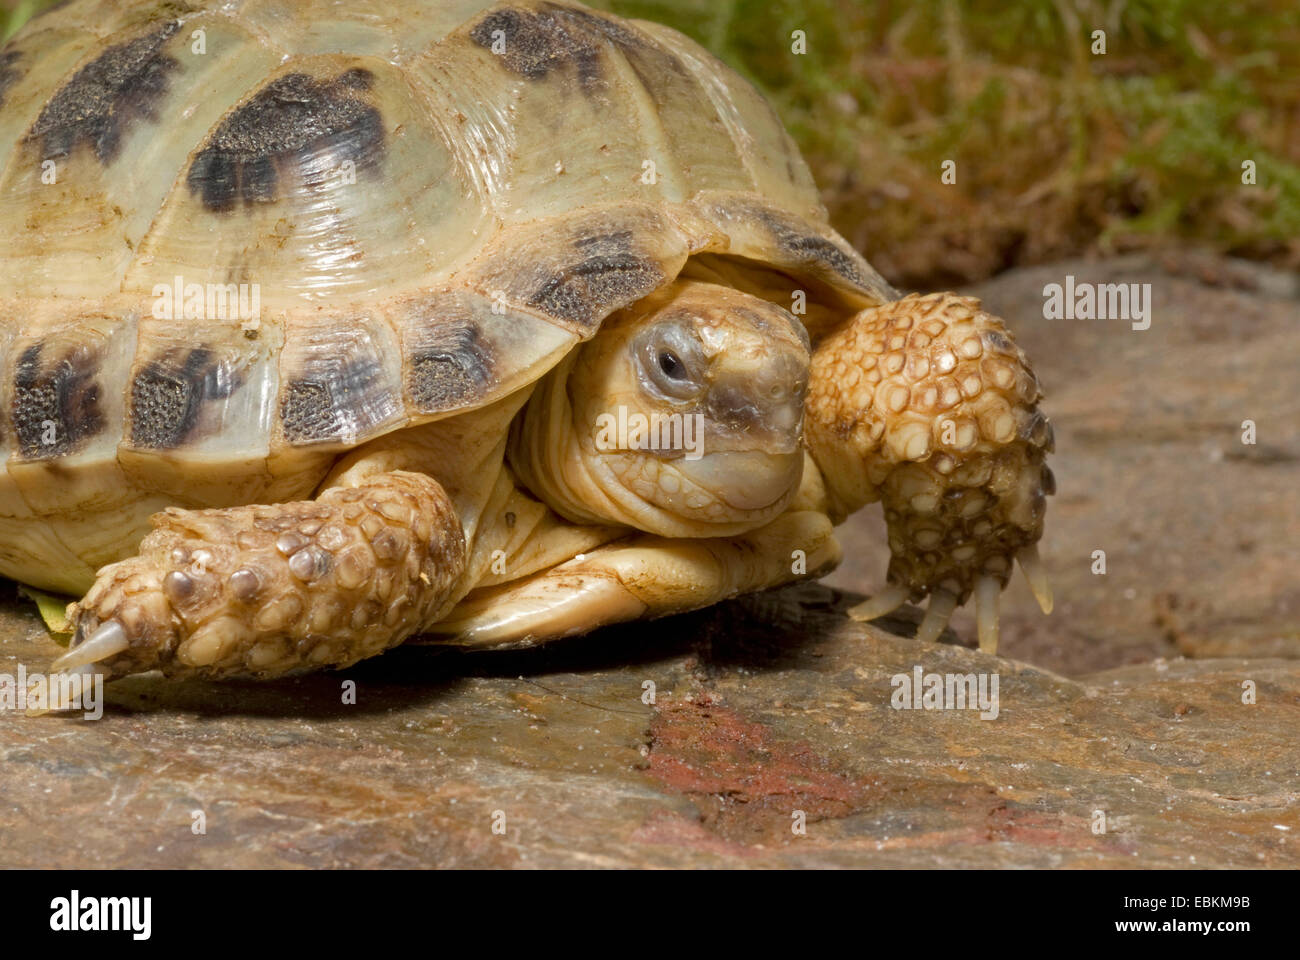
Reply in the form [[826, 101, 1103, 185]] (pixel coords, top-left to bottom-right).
[[0, 0, 892, 591]]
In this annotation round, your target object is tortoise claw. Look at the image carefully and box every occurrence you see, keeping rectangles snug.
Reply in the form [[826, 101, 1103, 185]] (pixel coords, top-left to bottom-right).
[[1017, 544, 1054, 615], [53, 620, 128, 672], [915, 587, 959, 645], [974, 574, 1001, 654], [847, 583, 908, 622]]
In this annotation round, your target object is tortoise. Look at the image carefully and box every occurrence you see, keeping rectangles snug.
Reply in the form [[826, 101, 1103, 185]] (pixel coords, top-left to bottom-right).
[[0, 0, 1054, 683]]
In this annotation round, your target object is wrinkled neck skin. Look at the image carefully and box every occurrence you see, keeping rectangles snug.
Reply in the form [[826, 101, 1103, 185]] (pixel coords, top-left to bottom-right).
[[508, 280, 812, 539]]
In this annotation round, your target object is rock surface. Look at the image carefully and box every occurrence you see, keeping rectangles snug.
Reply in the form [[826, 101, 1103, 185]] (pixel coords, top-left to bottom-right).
[[1, 255, 1297, 868], [0, 582, 1295, 868]]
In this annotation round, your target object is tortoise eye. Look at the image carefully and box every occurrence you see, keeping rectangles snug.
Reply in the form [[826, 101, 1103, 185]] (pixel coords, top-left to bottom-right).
[[634, 322, 704, 401], [658, 350, 686, 380]]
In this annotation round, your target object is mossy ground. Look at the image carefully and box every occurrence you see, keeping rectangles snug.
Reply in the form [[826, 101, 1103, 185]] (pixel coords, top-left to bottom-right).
[[5, 0, 1298, 288]]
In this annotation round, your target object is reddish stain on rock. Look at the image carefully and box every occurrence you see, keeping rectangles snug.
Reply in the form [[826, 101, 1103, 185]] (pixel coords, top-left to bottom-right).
[[641, 695, 1107, 854], [643, 695, 885, 844], [985, 803, 1137, 854]]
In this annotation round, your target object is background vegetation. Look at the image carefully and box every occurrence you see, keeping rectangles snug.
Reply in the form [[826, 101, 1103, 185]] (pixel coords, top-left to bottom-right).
[[5, 0, 1297, 287]]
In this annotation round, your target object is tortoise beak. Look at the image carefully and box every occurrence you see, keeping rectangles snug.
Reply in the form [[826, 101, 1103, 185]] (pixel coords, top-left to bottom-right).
[[702, 348, 808, 455], [672, 450, 804, 511]]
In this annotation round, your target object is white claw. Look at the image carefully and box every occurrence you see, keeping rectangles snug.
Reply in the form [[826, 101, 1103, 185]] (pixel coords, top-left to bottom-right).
[[848, 583, 909, 622], [975, 575, 1001, 655], [25, 663, 98, 717], [1017, 544, 1054, 615], [53, 620, 128, 671], [915, 588, 958, 645]]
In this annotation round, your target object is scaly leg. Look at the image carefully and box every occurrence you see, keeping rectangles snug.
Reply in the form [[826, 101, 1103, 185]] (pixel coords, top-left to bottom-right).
[[53, 471, 466, 680], [805, 292, 1055, 653]]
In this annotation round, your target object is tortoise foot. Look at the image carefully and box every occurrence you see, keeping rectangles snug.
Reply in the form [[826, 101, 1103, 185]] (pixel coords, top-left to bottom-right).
[[55, 472, 465, 680]]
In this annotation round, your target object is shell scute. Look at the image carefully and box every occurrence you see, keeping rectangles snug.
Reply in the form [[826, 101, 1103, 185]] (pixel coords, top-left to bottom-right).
[[408, 319, 489, 413], [24, 18, 180, 166], [0, 27, 101, 168], [390, 289, 578, 418], [528, 228, 664, 328], [236, 0, 490, 61], [0, 15, 284, 299], [129, 347, 231, 448], [468, 1, 643, 92], [2, 308, 140, 522], [469, 204, 691, 335], [124, 53, 485, 307], [13, 341, 104, 460], [277, 315, 405, 447], [124, 315, 278, 456], [697, 193, 893, 304], [7, 309, 135, 467]]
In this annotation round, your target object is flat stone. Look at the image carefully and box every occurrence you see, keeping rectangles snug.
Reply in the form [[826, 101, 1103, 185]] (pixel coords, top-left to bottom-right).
[[1, 581, 1295, 868]]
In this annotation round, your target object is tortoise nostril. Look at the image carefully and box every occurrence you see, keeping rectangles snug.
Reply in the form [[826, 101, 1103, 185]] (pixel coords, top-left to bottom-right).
[[705, 373, 806, 439], [707, 384, 760, 428]]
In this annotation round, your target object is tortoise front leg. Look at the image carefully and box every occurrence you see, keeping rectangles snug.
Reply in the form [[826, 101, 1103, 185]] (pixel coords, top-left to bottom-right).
[[53, 471, 466, 680], [805, 292, 1055, 653], [427, 508, 841, 648]]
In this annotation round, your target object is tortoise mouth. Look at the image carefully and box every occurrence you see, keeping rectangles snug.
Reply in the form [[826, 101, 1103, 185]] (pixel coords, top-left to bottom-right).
[[669, 449, 803, 513]]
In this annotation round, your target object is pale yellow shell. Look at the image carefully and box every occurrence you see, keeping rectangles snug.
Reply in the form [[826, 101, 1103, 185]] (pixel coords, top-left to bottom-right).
[[0, 0, 891, 590]]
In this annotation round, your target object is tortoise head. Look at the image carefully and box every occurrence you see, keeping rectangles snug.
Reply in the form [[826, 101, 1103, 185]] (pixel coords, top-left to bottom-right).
[[510, 279, 811, 537]]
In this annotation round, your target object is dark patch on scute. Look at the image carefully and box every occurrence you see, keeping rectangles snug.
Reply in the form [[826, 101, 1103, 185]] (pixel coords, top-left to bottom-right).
[[412, 357, 476, 412], [469, 2, 646, 94], [129, 347, 238, 449], [782, 234, 864, 284], [188, 70, 385, 213], [25, 20, 181, 164], [280, 349, 385, 445], [530, 230, 663, 329], [757, 210, 869, 288], [0, 50, 23, 108], [12, 342, 104, 459], [409, 320, 492, 413], [280, 381, 337, 444], [337, 67, 375, 90]]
